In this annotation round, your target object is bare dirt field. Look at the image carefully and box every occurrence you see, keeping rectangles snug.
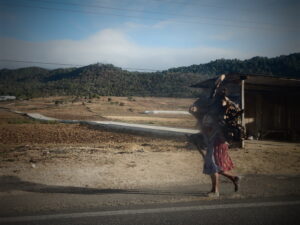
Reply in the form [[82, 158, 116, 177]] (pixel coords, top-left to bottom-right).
[[0, 96, 196, 128], [0, 97, 300, 192]]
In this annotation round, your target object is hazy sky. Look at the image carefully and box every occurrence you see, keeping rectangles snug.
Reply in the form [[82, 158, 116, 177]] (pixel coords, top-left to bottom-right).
[[0, 0, 299, 71]]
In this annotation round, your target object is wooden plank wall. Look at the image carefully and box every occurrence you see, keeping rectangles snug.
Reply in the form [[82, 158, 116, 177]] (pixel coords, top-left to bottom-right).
[[204, 77, 300, 141], [245, 90, 300, 141]]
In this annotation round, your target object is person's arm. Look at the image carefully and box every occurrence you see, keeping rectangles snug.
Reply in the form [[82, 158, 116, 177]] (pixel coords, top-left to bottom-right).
[[188, 134, 206, 159], [197, 147, 206, 160]]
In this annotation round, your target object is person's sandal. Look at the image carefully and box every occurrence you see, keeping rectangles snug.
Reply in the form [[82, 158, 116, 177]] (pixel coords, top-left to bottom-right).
[[207, 192, 220, 198]]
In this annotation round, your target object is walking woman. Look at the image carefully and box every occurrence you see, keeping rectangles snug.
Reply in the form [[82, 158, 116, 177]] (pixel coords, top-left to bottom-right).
[[200, 114, 239, 197], [189, 74, 244, 197]]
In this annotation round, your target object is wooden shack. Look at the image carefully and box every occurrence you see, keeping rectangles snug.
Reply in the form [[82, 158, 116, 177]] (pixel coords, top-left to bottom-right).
[[191, 74, 300, 141]]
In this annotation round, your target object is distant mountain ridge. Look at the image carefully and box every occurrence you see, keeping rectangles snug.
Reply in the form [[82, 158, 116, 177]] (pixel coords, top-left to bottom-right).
[[0, 53, 299, 98], [166, 53, 300, 77]]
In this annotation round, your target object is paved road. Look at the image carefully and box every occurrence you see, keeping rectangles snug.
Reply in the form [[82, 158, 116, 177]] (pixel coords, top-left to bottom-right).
[[25, 112, 199, 138], [1, 174, 300, 216], [1, 174, 300, 224], [1, 197, 299, 225]]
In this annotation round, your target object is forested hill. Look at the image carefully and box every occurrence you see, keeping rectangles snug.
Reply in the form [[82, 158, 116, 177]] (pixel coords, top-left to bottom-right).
[[0, 53, 299, 99], [167, 53, 300, 76]]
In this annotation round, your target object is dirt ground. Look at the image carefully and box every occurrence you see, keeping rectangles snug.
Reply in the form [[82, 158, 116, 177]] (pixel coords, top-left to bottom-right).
[[0, 99, 300, 190], [0, 96, 196, 128]]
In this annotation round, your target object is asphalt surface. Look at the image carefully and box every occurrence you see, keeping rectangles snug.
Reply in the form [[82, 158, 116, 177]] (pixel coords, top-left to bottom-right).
[[25, 112, 199, 137], [1, 197, 300, 225], [1, 174, 300, 216], [1, 175, 300, 224]]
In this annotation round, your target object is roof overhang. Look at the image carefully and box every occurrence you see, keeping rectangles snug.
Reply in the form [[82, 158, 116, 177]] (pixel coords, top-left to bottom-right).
[[191, 73, 300, 90]]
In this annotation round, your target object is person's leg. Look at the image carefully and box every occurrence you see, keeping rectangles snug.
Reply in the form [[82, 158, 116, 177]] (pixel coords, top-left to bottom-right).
[[210, 173, 219, 193], [220, 171, 235, 181], [219, 171, 239, 192], [215, 173, 220, 193], [210, 175, 215, 192]]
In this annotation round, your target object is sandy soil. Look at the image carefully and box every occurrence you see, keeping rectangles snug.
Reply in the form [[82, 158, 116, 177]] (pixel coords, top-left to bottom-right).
[[0, 105, 300, 190]]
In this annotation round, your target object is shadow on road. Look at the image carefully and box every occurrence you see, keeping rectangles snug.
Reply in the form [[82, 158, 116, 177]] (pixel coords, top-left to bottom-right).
[[0, 176, 207, 197]]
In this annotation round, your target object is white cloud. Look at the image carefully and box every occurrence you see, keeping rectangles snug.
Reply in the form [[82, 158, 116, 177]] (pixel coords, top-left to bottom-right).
[[152, 20, 176, 29], [0, 28, 252, 70]]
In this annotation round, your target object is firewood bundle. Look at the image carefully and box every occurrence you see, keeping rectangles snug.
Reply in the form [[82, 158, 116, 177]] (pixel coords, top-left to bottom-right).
[[218, 93, 245, 142], [189, 75, 245, 143]]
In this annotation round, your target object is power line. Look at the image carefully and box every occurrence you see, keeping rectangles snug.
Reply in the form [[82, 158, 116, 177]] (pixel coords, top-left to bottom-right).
[[18, 0, 294, 29], [136, 0, 262, 12], [149, 0, 255, 11], [0, 59, 160, 72], [0, 1, 298, 31], [0, 59, 84, 67], [9, 0, 261, 13]]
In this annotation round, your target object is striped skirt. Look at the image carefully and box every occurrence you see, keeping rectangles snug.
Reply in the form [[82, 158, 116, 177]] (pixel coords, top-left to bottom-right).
[[213, 140, 234, 172]]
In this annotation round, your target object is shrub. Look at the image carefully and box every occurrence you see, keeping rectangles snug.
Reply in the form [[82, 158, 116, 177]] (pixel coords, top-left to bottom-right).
[[127, 96, 136, 101]]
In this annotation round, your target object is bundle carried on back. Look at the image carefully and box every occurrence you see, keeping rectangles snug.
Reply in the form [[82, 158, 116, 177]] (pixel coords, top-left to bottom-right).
[[189, 74, 245, 143]]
